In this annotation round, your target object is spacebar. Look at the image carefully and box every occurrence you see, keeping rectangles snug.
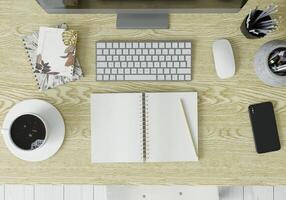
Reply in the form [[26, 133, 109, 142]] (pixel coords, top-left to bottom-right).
[[125, 75, 157, 80]]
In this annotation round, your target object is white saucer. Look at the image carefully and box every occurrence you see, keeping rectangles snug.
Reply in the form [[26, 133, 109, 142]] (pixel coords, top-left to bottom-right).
[[1, 99, 65, 162]]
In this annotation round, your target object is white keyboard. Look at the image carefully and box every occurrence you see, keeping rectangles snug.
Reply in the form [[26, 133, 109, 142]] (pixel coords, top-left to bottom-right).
[[96, 41, 192, 81]]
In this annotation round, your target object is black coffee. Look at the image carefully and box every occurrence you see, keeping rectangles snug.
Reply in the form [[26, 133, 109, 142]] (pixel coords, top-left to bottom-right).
[[10, 114, 46, 150]]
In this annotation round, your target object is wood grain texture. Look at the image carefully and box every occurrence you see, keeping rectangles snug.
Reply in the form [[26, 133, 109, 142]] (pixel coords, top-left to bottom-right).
[[0, 0, 286, 185]]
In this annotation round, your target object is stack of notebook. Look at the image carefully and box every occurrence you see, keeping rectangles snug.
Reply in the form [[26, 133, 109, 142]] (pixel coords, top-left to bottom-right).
[[91, 92, 198, 163], [22, 23, 83, 91]]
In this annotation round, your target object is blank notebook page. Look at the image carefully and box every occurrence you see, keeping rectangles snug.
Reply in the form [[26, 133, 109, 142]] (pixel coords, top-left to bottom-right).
[[91, 93, 142, 163], [147, 92, 198, 162]]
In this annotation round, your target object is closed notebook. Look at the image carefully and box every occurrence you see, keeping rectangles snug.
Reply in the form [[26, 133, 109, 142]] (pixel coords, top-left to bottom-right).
[[91, 92, 198, 163]]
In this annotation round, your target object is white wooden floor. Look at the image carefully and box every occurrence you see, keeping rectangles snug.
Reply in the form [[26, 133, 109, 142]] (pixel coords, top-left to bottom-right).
[[0, 185, 285, 200]]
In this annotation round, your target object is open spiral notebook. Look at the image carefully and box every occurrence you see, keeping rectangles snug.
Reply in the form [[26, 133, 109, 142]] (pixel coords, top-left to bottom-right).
[[91, 92, 198, 163]]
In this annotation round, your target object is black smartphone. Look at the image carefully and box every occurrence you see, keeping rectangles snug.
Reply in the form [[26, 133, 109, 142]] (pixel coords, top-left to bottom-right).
[[248, 102, 281, 154]]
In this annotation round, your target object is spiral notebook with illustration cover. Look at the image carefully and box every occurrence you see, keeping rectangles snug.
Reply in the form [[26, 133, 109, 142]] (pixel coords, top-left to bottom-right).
[[22, 24, 83, 91], [91, 92, 198, 163]]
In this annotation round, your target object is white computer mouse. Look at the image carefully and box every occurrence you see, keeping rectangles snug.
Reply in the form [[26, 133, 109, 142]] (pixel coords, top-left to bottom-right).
[[212, 39, 235, 79]]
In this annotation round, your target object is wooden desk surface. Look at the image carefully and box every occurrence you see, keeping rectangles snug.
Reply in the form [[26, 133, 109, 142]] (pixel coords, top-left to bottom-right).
[[0, 0, 286, 185]]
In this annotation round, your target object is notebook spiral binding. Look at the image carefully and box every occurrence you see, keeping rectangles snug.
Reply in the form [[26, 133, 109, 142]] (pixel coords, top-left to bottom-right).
[[140, 93, 150, 162], [22, 38, 41, 89]]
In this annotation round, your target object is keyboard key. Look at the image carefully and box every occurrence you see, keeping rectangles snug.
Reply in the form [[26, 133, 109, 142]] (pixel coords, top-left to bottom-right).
[[159, 42, 165, 48], [177, 68, 191, 74], [167, 62, 173, 68], [128, 62, 134, 67], [172, 42, 178, 48], [130, 49, 135, 55], [174, 62, 180, 68], [126, 42, 132, 48], [152, 42, 158, 48], [103, 75, 109, 80], [117, 75, 124, 80], [144, 69, 150, 74], [138, 69, 143, 74], [111, 69, 117, 74], [146, 56, 152, 61], [154, 62, 160, 68], [108, 62, 114, 68], [171, 68, 176, 74], [164, 68, 170, 74], [105, 68, 111, 74], [159, 56, 165, 61], [123, 49, 128, 55], [156, 49, 161, 55], [116, 49, 122, 55], [97, 62, 107, 68], [179, 56, 184, 61], [110, 75, 116, 80], [146, 43, 152, 48], [166, 75, 171, 80], [147, 62, 153, 68], [179, 75, 185, 80], [172, 75, 178, 80], [110, 49, 115, 55], [113, 43, 119, 48], [122, 62, 127, 68], [97, 68, 104, 74], [97, 56, 105, 61], [131, 68, 137, 74], [151, 68, 157, 74], [125, 69, 130, 74], [120, 43, 125, 48], [149, 49, 155, 54], [107, 56, 112, 61], [179, 42, 185, 48], [120, 56, 125, 61], [153, 56, 158, 61], [135, 62, 140, 68], [186, 42, 191, 48], [182, 49, 191, 55], [115, 62, 120, 68], [97, 49, 102, 55], [180, 62, 186, 67], [133, 42, 138, 48], [97, 43, 105, 48], [157, 68, 163, 74], [97, 75, 103, 80], [139, 42, 145, 48], [106, 43, 112, 48], [169, 49, 174, 54], [127, 56, 132, 61], [118, 68, 124, 74], [161, 62, 166, 68], [143, 49, 148, 55], [113, 56, 119, 61], [185, 75, 191, 80], [141, 62, 147, 68], [125, 75, 156, 80], [176, 49, 181, 55], [158, 75, 165, 80], [166, 42, 171, 48]]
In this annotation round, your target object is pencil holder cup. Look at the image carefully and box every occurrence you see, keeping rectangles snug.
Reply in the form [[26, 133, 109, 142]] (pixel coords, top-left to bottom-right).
[[240, 10, 271, 39], [254, 40, 286, 86]]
